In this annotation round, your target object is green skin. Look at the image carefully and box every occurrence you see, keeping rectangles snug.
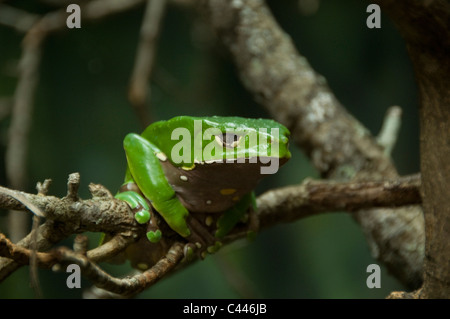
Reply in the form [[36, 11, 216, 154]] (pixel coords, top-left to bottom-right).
[[116, 116, 290, 255]]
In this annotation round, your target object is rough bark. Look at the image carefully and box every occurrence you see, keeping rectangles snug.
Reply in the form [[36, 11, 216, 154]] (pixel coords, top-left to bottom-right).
[[372, 0, 450, 298]]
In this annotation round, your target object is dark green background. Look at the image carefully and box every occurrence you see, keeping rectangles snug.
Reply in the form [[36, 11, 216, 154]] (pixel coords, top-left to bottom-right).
[[0, 0, 419, 298]]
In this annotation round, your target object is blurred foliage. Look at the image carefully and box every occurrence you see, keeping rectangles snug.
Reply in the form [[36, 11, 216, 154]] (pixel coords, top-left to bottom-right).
[[0, 0, 419, 298]]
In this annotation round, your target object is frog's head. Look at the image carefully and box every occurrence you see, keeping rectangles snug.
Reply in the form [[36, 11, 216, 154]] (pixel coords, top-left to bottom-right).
[[199, 116, 290, 174], [143, 116, 291, 213], [145, 116, 290, 171]]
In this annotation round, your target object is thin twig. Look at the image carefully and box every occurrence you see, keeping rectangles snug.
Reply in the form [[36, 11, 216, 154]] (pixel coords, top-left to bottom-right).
[[5, 23, 44, 242], [36, 179, 52, 196], [0, 233, 58, 268], [0, 221, 68, 282], [30, 179, 51, 297], [29, 215, 43, 298], [377, 105, 402, 155], [0, 186, 46, 218], [73, 235, 89, 255], [86, 234, 136, 263], [0, 236, 185, 296], [66, 172, 80, 201], [0, 97, 12, 121], [129, 0, 168, 127], [0, 4, 39, 32], [77, 241, 184, 296]]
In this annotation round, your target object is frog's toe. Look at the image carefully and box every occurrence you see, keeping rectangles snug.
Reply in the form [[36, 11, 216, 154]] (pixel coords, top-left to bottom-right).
[[146, 229, 162, 243], [182, 243, 196, 261]]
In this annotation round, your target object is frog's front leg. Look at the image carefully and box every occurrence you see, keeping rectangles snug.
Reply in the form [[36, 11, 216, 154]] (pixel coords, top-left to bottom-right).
[[117, 183, 219, 258], [122, 133, 220, 256], [124, 133, 191, 236], [115, 181, 162, 243]]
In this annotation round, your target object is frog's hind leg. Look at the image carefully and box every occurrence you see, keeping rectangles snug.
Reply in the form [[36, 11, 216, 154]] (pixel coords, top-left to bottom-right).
[[215, 192, 256, 239], [185, 214, 221, 258], [245, 198, 259, 241]]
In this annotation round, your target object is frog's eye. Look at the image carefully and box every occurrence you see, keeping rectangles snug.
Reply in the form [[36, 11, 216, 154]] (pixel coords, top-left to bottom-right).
[[215, 133, 242, 148]]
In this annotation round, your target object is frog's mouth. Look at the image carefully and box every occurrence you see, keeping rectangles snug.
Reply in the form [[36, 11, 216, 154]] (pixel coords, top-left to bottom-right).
[[159, 157, 289, 213]]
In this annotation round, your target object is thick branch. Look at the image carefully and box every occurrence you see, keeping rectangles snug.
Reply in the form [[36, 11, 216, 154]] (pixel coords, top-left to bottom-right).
[[0, 175, 421, 241], [373, 0, 450, 298], [0, 185, 140, 236], [256, 174, 421, 229]]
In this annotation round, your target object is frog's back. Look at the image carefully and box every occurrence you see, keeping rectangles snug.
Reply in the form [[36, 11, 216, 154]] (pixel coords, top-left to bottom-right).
[[141, 115, 290, 167], [142, 114, 289, 142]]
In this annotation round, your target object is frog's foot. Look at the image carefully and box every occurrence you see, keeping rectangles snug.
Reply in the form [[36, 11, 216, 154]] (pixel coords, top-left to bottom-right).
[[185, 214, 222, 258], [145, 215, 163, 243], [115, 188, 166, 244]]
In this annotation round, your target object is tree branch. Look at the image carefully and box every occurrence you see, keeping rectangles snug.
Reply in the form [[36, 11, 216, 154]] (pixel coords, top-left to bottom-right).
[[0, 177, 142, 282], [128, 0, 168, 127], [377, 106, 402, 156], [256, 174, 421, 229]]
